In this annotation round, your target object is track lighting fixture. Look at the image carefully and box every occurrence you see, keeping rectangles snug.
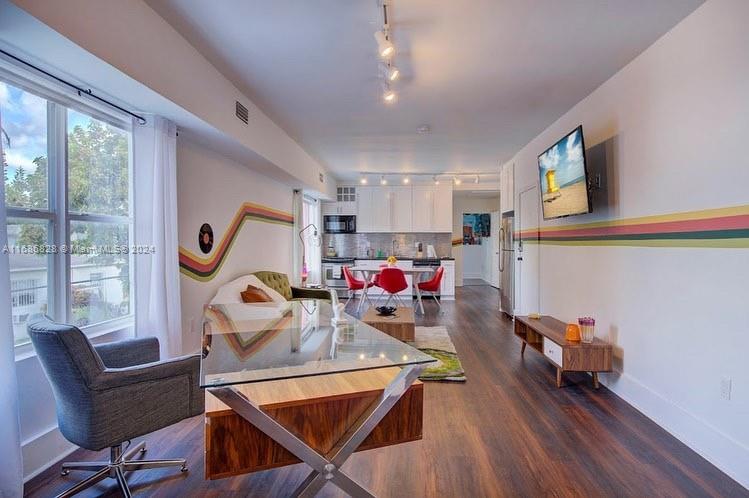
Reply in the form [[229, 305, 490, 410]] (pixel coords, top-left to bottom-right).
[[454, 176, 462, 185], [380, 175, 388, 185], [379, 62, 400, 82], [433, 176, 440, 185], [475, 175, 480, 184], [374, 30, 394, 58], [403, 177, 410, 184], [381, 82, 397, 104], [360, 176, 368, 185]]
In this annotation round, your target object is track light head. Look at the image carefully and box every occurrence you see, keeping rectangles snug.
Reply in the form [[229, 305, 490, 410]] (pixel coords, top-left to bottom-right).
[[374, 30, 395, 58], [359, 176, 368, 185], [382, 83, 397, 104], [475, 175, 480, 184], [454, 176, 462, 186], [402, 177, 410, 184], [380, 175, 388, 185], [433, 175, 440, 185]]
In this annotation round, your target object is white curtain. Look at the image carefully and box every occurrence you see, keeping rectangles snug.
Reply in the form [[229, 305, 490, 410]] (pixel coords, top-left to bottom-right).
[[302, 197, 322, 285], [292, 190, 304, 286], [133, 116, 182, 358], [0, 111, 24, 496]]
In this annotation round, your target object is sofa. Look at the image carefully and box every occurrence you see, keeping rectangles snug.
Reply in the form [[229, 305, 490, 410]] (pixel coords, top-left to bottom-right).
[[251, 271, 331, 301], [210, 271, 331, 305]]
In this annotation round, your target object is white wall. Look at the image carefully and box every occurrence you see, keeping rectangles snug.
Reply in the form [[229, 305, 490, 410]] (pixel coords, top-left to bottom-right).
[[176, 139, 294, 353], [510, 0, 749, 487], [452, 195, 499, 285]]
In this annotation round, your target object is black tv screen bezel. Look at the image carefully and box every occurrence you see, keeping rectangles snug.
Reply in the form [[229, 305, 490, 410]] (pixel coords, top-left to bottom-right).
[[537, 124, 592, 221]]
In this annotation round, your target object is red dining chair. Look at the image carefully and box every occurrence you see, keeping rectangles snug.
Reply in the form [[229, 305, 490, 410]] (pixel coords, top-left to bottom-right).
[[378, 267, 409, 308], [342, 266, 374, 312], [370, 263, 388, 296], [417, 266, 444, 309]]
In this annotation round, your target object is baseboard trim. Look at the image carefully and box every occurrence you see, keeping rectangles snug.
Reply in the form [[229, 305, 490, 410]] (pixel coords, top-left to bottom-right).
[[600, 371, 749, 490], [22, 425, 77, 482]]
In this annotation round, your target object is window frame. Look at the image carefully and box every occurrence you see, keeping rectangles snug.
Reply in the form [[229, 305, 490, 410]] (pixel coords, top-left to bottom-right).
[[1, 65, 135, 352]]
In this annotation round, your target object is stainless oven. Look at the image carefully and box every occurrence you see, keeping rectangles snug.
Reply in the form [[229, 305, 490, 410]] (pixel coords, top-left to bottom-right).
[[322, 257, 355, 297], [323, 215, 356, 234]]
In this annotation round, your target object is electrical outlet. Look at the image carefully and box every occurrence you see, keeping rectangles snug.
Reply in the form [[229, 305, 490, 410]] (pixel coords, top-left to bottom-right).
[[720, 376, 732, 401]]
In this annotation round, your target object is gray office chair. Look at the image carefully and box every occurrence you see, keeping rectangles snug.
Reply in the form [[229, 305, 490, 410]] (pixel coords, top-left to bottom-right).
[[28, 315, 205, 498]]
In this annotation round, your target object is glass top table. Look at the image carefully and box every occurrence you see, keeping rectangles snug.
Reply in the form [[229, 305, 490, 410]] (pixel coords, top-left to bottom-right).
[[200, 299, 435, 388]]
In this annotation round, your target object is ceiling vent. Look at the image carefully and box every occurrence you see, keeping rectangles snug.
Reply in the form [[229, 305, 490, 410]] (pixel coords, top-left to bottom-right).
[[235, 101, 249, 124]]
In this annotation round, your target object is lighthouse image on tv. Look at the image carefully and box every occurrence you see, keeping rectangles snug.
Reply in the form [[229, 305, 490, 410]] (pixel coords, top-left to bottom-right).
[[537, 125, 591, 220]]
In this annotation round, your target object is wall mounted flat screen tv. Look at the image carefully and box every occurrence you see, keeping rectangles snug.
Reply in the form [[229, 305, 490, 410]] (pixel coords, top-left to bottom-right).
[[537, 125, 591, 220]]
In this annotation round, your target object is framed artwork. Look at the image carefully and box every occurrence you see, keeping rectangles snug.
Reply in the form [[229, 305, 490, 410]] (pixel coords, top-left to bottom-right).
[[462, 213, 490, 245]]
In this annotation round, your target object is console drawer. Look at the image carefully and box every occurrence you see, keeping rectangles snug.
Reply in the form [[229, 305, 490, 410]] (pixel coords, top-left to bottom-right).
[[543, 338, 563, 367]]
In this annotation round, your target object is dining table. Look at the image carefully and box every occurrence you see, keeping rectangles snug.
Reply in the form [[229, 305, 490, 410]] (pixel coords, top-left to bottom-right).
[[348, 266, 435, 314]]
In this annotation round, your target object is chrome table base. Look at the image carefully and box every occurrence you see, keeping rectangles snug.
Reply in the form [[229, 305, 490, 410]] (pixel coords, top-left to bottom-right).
[[56, 441, 187, 498], [209, 364, 425, 498]]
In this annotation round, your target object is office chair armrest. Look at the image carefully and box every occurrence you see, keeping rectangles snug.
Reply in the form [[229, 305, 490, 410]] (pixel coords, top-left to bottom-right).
[[94, 354, 200, 391], [94, 337, 161, 368], [291, 286, 331, 301]]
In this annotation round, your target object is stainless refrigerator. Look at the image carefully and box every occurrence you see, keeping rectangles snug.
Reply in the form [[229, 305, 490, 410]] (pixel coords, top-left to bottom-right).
[[499, 214, 514, 316]]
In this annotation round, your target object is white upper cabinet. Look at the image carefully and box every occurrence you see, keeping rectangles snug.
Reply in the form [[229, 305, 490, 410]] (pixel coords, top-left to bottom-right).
[[353, 184, 452, 233], [389, 187, 413, 232], [411, 186, 434, 232], [433, 184, 453, 232], [323, 186, 358, 215]]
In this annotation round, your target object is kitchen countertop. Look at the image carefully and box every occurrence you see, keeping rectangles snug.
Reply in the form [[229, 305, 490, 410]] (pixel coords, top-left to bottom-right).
[[324, 256, 454, 261]]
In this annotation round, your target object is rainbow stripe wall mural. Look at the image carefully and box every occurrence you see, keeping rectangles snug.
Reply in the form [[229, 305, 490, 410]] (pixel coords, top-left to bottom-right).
[[515, 204, 749, 248], [179, 202, 293, 281]]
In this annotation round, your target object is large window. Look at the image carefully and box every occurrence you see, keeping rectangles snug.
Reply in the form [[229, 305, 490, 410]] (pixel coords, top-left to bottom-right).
[[2, 77, 133, 346]]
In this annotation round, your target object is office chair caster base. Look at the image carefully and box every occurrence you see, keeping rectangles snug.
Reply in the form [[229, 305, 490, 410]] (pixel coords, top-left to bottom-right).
[[55, 441, 187, 498]]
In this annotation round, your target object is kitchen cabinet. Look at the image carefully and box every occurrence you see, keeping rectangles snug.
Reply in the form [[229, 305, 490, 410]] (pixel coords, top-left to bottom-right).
[[389, 187, 412, 232], [323, 187, 357, 215], [411, 185, 452, 233], [354, 184, 452, 233], [356, 187, 377, 232], [433, 184, 453, 232], [500, 162, 514, 213], [411, 186, 434, 232], [322, 202, 356, 215], [440, 260, 455, 300]]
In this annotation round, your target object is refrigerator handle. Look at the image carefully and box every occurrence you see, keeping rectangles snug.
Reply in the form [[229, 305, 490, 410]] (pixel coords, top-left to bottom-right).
[[499, 226, 505, 272]]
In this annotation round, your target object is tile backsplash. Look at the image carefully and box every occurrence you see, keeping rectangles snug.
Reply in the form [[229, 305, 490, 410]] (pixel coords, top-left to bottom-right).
[[322, 233, 452, 258]]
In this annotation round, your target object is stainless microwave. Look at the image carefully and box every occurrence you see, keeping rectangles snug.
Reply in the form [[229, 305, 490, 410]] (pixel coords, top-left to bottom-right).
[[323, 215, 356, 234]]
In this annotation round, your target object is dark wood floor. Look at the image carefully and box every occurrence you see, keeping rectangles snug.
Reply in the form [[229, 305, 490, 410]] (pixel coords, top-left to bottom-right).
[[26, 286, 747, 497]]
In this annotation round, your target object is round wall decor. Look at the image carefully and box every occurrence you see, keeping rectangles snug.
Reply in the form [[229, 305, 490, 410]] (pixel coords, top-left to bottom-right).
[[199, 223, 214, 254]]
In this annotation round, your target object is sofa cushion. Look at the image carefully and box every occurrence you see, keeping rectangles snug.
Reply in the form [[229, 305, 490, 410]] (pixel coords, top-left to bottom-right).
[[210, 275, 286, 304], [240, 285, 273, 303]]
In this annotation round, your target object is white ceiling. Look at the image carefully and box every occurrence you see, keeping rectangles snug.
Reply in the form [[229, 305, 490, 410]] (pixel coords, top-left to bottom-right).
[[146, 0, 702, 181]]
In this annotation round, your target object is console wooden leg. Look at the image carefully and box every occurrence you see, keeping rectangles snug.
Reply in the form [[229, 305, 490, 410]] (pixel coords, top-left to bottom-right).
[[592, 372, 600, 389], [556, 368, 562, 388], [521, 342, 526, 355]]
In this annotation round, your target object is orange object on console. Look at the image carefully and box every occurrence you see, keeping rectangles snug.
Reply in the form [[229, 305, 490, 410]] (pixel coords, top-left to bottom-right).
[[565, 323, 581, 342]]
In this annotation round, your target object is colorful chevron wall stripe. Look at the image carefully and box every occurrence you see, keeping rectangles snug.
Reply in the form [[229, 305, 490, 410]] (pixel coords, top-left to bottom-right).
[[179, 202, 293, 281], [515, 204, 749, 248]]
